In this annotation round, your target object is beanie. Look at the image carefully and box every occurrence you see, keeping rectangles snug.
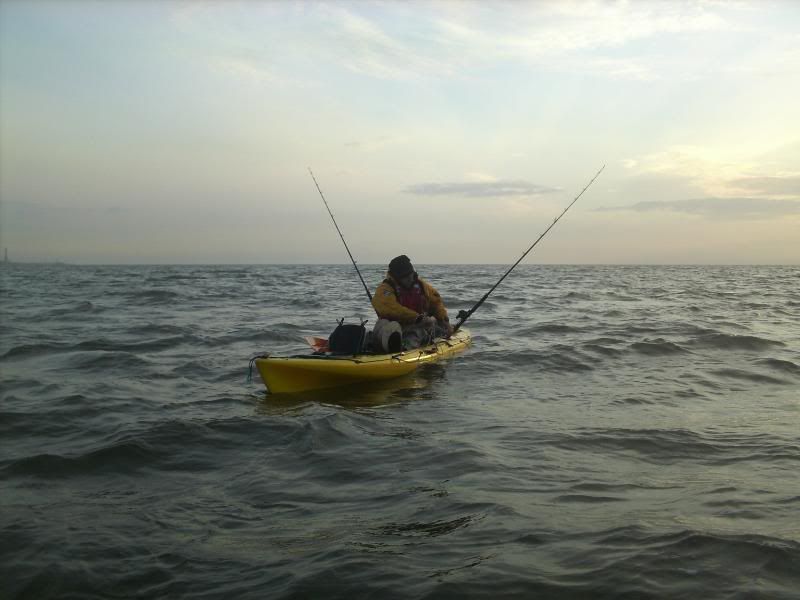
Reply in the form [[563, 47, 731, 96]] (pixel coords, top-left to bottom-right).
[[388, 255, 414, 278]]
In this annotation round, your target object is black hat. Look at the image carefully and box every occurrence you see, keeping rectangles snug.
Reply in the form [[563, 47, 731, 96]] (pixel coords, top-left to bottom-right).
[[389, 255, 414, 278]]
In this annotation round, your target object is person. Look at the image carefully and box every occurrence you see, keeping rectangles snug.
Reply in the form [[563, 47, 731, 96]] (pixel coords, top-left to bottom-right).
[[371, 255, 453, 351]]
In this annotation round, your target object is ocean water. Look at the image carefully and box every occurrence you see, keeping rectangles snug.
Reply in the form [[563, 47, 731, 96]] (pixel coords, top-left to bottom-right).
[[1, 263, 798, 599]]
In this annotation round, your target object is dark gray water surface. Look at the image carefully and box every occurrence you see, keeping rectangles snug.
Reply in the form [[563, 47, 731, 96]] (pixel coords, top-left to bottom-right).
[[1, 264, 799, 599]]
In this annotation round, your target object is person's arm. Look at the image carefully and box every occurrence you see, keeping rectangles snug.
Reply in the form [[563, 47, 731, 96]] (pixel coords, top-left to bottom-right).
[[421, 280, 449, 323]]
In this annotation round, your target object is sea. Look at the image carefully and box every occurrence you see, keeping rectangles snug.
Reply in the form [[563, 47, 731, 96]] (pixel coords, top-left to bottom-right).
[[1, 263, 798, 599]]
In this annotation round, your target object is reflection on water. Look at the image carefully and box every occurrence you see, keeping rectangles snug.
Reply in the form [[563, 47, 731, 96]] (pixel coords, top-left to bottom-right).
[[255, 363, 452, 412]]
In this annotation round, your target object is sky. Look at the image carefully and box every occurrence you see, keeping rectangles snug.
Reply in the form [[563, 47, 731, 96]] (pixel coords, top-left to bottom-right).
[[1, 0, 798, 264]]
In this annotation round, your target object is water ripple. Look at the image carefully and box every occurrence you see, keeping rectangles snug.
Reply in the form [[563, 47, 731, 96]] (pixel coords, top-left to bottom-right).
[[1, 263, 798, 599]]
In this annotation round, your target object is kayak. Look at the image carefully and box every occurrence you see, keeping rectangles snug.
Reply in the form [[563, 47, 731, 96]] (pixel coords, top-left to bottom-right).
[[255, 329, 471, 394]]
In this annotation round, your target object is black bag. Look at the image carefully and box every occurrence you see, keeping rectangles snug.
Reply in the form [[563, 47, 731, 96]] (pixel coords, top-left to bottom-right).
[[328, 319, 368, 355]]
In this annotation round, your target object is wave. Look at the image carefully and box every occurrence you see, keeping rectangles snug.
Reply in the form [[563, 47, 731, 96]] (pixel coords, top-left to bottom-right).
[[630, 339, 689, 355], [480, 348, 595, 372], [1, 342, 70, 360], [174, 360, 214, 378], [73, 336, 199, 353], [0, 409, 54, 439], [587, 336, 627, 345], [125, 289, 183, 304], [548, 428, 800, 465], [755, 358, 800, 376], [44, 301, 103, 316], [212, 329, 306, 346], [609, 396, 658, 406], [564, 291, 592, 301], [706, 319, 751, 331], [125, 323, 188, 336], [690, 333, 784, 351], [0, 394, 111, 436], [422, 527, 799, 598], [1, 335, 201, 360], [66, 351, 153, 370], [591, 526, 800, 572], [517, 323, 583, 335], [570, 481, 679, 493], [1, 417, 283, 479], [2, 440, 158, 477], [374, 515, 477, 538], [611, 324, 662, 334], [289, 298, 325, 309], [554, 494, 627, 503], [583, 343, 625, 357], [711, 368, 791, 385]]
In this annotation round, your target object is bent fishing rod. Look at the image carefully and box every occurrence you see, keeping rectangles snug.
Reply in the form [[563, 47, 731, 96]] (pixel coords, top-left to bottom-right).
[[308, 168, 375, 308], [453, 165, 606, 333]]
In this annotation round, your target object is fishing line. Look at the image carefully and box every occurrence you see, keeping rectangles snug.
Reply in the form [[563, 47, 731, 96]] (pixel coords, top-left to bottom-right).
[[308, 168, 375, 309], [453, 165, 606, 333]]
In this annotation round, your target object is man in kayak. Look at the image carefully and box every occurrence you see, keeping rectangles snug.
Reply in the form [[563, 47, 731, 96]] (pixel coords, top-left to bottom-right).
[[372, 255, 452, 351]]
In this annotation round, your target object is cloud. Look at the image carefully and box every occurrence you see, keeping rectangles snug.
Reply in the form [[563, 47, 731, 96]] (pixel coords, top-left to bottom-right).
[[344, 136, 407, 152], [404, 180, 559, 198], [170, 1, 791, 85], [579, 57, 656, 81], [210, 57, 277, 85], [597, 197, 800, 219], [443, 2, 733, 59], [621, 145, 800, 200], [724, 33, 800, 77], [729, 175, 800, 197], [322, 6, 454, 81], [302, 1, 740, 82]]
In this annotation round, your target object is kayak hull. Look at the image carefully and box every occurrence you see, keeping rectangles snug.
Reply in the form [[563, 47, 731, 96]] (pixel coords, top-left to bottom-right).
[[256, 329, 471, 394]]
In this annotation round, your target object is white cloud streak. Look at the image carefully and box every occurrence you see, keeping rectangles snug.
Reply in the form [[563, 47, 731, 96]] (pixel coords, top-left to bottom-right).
[[729, 175, 800, 197], [404, 180, 559, 198], [597, 197, 800, 219], [312, 0, 740, 81], [172, 0, 759, 83], [621, 145, 800, 200]]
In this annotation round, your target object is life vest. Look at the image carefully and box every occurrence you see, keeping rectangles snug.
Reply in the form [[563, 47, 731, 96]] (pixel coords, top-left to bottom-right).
[[396, 282, 426, 314]]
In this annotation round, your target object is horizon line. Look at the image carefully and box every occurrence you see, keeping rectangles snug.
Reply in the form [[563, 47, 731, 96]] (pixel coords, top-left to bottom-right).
[[2, 262, 798, 267]]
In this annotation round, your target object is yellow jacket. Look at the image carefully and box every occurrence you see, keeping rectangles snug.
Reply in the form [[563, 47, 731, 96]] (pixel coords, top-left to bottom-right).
[[372, 273, 449, 325]]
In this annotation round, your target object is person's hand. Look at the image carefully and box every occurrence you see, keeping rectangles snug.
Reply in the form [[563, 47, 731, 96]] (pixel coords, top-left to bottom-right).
[[422, 315, 437, 328]]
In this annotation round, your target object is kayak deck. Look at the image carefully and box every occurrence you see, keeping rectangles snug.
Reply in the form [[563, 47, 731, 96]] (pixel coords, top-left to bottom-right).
[[256, 329, 471, 394]]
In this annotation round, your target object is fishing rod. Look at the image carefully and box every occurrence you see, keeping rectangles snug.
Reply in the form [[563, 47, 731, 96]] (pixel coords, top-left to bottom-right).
[[453, 165, 606, 333], [308, 168, 375, 306]]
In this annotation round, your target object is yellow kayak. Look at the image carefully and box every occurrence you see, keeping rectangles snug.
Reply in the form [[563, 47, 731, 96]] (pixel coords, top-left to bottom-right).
[[255, 329, 471, 394]]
